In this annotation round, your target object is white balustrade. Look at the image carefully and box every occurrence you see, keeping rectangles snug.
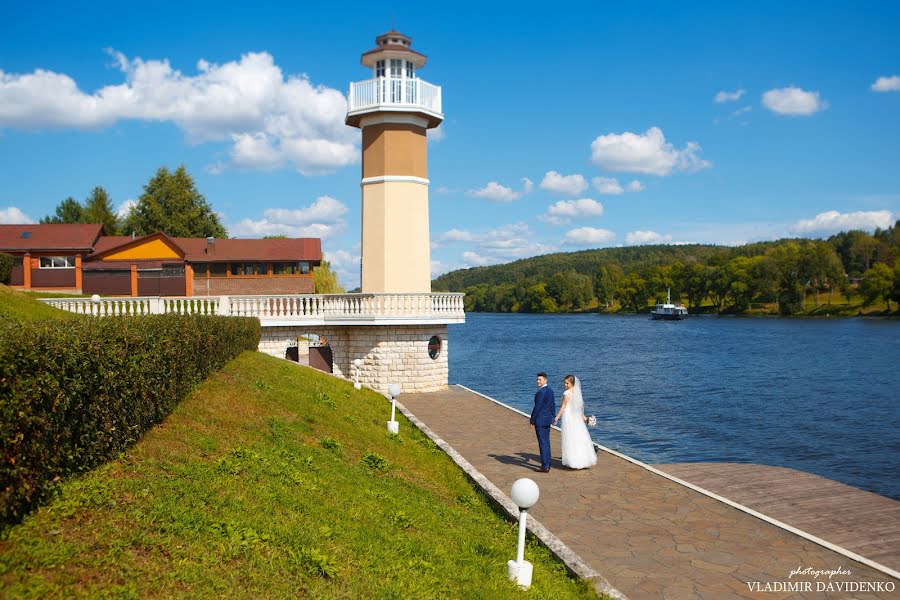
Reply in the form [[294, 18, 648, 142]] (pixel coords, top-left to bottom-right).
[[348, 78, 442, 115], [39, 293, 465, 324]]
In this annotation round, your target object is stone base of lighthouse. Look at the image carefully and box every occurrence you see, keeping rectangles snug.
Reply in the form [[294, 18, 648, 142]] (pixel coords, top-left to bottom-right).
[[259, 324, 449, 393]]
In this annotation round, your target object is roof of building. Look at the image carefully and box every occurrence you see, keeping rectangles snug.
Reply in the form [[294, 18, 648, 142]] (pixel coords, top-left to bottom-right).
[[0, 223, 103, 252], [0, 224, 323, 263], [175, 237, 322, 262]]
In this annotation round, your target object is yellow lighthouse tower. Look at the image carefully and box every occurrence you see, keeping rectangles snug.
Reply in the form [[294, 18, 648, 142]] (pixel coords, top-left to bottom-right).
[[346, 31, 443, 293]]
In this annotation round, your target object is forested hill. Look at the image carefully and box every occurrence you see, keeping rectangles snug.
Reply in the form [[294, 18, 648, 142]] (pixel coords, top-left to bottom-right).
[[431, 224, 900, 315], [433, 244, 724, 291]]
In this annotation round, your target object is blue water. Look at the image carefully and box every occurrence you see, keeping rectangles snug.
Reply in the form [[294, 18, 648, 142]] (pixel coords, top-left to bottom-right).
[[448, 313, 900, 500]]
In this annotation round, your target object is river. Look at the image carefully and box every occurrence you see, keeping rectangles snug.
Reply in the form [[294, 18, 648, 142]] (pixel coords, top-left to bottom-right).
[[448, 313, 900, 500]]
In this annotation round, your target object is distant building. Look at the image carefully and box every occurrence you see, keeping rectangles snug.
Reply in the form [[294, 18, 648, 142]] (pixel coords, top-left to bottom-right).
[[0, 223, 321, 296]]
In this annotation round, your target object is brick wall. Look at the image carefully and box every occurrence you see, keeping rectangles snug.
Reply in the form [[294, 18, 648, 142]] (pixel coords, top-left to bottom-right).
[[259, 324, 450, 393], [193, 276, 315, 296]]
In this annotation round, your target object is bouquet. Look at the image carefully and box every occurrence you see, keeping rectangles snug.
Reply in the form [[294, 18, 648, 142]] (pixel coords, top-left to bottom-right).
[[586, 415, 597, 428]]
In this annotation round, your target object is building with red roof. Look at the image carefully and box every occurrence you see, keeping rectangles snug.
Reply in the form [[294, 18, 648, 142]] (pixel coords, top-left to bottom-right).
[[0, 223, 322, 296]]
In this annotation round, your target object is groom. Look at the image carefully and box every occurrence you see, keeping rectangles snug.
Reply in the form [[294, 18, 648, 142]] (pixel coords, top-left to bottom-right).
[[530, 372, 555, 472]]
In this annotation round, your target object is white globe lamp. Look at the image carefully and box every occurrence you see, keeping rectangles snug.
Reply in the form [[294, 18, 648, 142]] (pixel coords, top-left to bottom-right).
[[507, 478, 540, 589], [387, 383, 401, 435], [353, 358, 363, 390]]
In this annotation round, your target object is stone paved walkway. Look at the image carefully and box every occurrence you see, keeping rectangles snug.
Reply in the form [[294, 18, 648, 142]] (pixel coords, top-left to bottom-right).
[[402, 387, 898, 600]]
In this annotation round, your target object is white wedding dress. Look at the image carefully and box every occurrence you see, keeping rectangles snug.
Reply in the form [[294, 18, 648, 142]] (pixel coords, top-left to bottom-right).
[[560, 377, 598, 469]]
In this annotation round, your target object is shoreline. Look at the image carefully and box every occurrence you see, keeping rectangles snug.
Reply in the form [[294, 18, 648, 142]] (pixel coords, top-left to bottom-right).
[[457, 309, 900, 319]]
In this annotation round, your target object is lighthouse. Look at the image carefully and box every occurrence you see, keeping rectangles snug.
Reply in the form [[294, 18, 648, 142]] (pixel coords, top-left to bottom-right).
[[346, 30, 443, 293]]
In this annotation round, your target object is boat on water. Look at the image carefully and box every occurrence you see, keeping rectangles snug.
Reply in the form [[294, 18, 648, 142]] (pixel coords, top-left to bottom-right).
[[650, 289, 688, 320]]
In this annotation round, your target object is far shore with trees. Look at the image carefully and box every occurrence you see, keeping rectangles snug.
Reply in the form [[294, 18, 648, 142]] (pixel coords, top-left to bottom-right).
[[433, 222, 900, 317]]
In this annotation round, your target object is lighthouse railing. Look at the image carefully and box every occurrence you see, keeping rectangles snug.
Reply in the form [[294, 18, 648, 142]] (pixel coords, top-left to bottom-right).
[[348, 78, 442, 114]]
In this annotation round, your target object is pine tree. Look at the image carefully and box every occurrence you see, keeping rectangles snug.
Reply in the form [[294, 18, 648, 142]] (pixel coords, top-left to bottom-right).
[[123, 165, 227, 238]]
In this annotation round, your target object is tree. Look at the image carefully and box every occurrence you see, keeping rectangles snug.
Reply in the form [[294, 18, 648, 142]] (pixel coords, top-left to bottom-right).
[[82, 187, 120, 234], [707, 264, 732, 313], [123, 165, 227, 238], [860, 263, 894, 310], [40, 197, 84, 224], [616, 273, 648, 313], [679, 262, 709, 309], [594, 262, 623, 309], [547, 270, 592, 310], [314, 258, 344, 294], [891, 258, 900, 311]]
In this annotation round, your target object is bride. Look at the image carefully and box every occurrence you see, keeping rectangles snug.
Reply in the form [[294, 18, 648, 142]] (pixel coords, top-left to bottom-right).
[[553, 375, 597, 469]]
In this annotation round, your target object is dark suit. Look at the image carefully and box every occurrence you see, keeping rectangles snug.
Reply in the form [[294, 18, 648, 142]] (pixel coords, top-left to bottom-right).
[[530, 385, 555, 470]]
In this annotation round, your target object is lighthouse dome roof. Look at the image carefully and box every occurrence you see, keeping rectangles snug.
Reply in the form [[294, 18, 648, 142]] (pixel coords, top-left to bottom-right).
[[361, 30, 427, 68]]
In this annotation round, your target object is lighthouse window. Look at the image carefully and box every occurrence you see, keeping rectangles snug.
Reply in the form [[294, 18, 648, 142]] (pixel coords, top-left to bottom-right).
[[390, 59, 402, 78], [376, 60, 385, 78], [405, 61, 414, 78]]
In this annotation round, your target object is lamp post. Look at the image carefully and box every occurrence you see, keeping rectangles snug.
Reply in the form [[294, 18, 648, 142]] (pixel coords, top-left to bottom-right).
[[507, 478, 540, 589], [387, 383, 400, 435], [353, 359, 362, 390]]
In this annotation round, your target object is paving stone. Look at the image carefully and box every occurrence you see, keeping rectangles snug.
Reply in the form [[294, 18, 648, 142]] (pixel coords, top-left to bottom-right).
[[402, 387, 897, 599]]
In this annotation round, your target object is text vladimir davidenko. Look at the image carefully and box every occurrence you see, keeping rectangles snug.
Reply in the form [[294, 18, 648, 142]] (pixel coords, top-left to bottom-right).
[[746, 566, 897, 594]]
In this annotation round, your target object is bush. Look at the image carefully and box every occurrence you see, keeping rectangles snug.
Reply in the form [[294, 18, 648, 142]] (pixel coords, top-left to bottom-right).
[[0, 314, 260, 529], [0, 253, 13, 285]]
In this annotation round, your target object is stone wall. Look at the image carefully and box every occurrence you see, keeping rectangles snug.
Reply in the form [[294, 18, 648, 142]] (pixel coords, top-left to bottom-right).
[[259, 324, 450, 393]]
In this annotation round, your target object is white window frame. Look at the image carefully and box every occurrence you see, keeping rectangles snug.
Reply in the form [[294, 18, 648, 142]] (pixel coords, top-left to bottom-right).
[[39, 256, 76, 269]]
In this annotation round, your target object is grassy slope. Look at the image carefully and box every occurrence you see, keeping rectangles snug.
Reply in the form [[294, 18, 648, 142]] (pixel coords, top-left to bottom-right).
[[0, 352, 597, 598], [0, 284, 76, 323]]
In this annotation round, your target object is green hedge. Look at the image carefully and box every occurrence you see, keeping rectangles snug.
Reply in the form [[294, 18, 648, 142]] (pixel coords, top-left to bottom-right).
[[0, 253, 13, 285], [0, 314, 260, 529]]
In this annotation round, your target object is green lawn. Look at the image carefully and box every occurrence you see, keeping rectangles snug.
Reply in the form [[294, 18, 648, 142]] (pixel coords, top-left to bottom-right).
[[0, 284, 76, 323], [0, 352, 597, 598]]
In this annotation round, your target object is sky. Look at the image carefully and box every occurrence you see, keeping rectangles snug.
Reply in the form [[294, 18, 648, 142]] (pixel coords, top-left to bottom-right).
[[1, 1, 899, 288]]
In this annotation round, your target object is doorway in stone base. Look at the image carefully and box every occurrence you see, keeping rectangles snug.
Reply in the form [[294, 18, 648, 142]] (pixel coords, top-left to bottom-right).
[[285, 333, 332, 373], [309, 334, 333, 373]]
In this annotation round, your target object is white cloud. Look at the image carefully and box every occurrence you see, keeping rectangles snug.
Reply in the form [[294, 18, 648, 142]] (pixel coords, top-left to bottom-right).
[[468, 178, 532, 202], [732, 105, 752, 117], [0, 50, 357, 174], [626, 230, 673, 245], [0, 206, 33, 224], [539, 171, 588, 195], [115, 199, 136, 219], [592, 177, 624, 195], [871, 75, 900, 92], [762, 86, 827, 116], [428, 125, 446, 142], [229, 196, 348, 239], [461, 251, 498, 267], [791, 210, 895, 234], [715, 89, 745, 103], [261, 196, 347, 225], [325, 248, 361, 289], [438, 222, 555, 264], [230, 220, 344, 239], [521, 177, 534, 194], [563, 227, 616, 246], [539, 198, 604, 225], [626, 180, 645, 192], [590, 127, 711, 176]]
